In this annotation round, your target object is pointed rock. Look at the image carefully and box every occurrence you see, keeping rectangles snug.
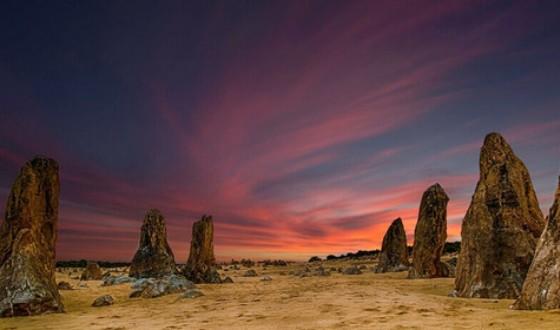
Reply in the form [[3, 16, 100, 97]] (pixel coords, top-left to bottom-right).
[[0, 157, 64, 317], [183, 215, 221, 283], [513, 177, 560, 309], [454, 133, 545, 298], [408, 183, 449, 278], [81, 261, 103, 281], [375, 218, 409, 273], [129, 209, 176, 278]]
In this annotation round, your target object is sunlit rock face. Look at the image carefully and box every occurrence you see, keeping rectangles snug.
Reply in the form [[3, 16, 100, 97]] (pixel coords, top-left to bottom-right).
[[375, 218, 409, 273], [513, 178, 560, 309], [0, 157, 64, 317], [454, 133, 545, 299], [130, 209, 176, 278], [408, 183, 449, 279], [183, 215, 221, 283]]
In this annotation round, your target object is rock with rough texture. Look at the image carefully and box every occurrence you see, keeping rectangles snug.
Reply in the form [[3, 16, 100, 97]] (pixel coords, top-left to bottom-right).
[[513, 178, 560, 309], [129, 275, 194, 298], [375, 218, 409, 273], [342, 266, 362, 275], [0, 157, 64, 317], [129, 209, 176, 278], [102, 275, 135, 286], [57, 281, 73, 290], [183, 215, 222, 283], [454, 133, 545, 299], [80, 262, 103, 281], [182, 289, 204, 299], [92, 295, 113, 307], [408, 183, 449, 279]]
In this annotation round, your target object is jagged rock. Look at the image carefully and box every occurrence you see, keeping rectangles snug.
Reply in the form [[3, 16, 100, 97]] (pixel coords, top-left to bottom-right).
[[92, 295, 113, 307], [454, 133, 545, 299], [408, 184, 449, 279], [243, 269, 258, 277], [513, 178, 560, 309], [129, 274, 195, 298], [129, 209, 176, 278], [182, 289, 204, 299], [102, 275, 135, 286], [375, 218, 409, 273], [342, 266, 362, 275], [0, 157, 64, 317], [80, 262, 103, 281], [183, 215, 221, 283], [57, 281, 73, 290]]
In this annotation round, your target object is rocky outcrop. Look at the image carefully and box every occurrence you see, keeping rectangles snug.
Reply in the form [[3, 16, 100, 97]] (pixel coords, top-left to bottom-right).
[[375, 218, 409, 273], [129, 209, 176, 278], [183, 215, 221, 283], [0, 157, 64, 317], [513, 178, 560, 309], [80, 261, 103, 281], [129, 275, 194, 298], [454, 133, 545, 299], [408, 183, 449, 279]]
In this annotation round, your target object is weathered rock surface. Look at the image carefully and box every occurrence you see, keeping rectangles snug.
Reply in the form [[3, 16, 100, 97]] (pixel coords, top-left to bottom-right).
[[129, 209, 176, 278], [57, 281, 73, 290], [92, 295, 113, 307], [243, 269, 258, 277], [342, 265, 362, 275], [102, 275, 135, 286], [408, 183, 449, 279], [454, 133, 545, 299], [375, 218, 409, 273], [513, 178, 560, 309], [0, 157, 64, 317], [183, 215, 222, 283], [129, 275, 194, 298], [80, 262, 103, 281]]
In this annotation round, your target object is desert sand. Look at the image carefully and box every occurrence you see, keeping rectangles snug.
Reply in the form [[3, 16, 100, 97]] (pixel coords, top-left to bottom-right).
[[2, 260, 560, 330]]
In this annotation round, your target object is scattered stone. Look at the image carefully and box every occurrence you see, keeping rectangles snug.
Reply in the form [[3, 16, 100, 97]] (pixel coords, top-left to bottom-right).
[[0, 157, 64, 317], [182, 289, 204, 299], [129, 274, 195, 298], [261, 275, 272, 281], [408, 184, 449, 279], [222, 276, 234, 284], [375, 218, 409, 273], [454, 133, 545, 299], [80, 262, 103, 281], [243, 269, 258, 277], [92, 295, 114, 307], [57, 281, 73, 290], [102, 275, 135, 286], [342, 266, 362, 275], [130, 209, 176, 278], [513, 177, 560, 309], [183, 215, 222, 283]]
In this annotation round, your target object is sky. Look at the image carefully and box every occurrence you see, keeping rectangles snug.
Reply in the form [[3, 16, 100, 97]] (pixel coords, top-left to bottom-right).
[[0, 1, 559, 262]]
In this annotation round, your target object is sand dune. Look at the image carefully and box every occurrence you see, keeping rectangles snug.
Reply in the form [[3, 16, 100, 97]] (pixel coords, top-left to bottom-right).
[[2, 261, 560, 330]]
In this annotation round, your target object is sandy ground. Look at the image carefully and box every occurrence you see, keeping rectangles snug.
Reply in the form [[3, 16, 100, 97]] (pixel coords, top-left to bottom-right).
[[2, 260, 560, 330]]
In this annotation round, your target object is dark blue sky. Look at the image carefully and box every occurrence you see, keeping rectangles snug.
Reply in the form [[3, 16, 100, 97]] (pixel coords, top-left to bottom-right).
[[1, 1, 559, 261]]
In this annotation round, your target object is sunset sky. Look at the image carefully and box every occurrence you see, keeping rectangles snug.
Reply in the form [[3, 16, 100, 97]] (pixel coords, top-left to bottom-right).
[[1, 1, 559, 261]]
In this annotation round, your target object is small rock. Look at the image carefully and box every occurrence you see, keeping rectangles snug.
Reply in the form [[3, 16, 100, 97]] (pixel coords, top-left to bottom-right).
[[92, 295, 114, 307], [222, 276, 234, 283], [261, 275, 272, 281], [342, 266, 362, 275], [57, 281, 73, 290], [182, 289, 204, 299], [243, 269, 258, 277]]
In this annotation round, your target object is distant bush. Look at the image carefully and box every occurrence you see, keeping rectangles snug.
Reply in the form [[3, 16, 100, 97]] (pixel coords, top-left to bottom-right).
[[326, 255, 337, 260], [308, 256, 322, 263], [443, 241, 461, 254], [260, 259, 288, 266], [240, 258, 255, 267], [56, 260, 130, 268]]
